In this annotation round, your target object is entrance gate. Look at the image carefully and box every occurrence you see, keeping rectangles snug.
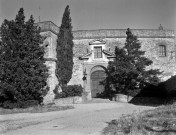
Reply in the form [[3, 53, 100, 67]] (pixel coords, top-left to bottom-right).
[[91, 70, 106, 98]]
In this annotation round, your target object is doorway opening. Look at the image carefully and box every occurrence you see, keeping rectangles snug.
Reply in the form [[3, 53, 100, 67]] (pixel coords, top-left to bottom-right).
[[91, 69, 107, 98]]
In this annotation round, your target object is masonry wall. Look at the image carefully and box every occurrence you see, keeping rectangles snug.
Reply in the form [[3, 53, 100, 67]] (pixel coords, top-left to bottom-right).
[[40, 31, 59, 104], [73, 29, 174, 39], [68, 57, 84, 86], [69, 29, 175, 85], [139, 38, 176, 80], [35, 21, 176, 101]]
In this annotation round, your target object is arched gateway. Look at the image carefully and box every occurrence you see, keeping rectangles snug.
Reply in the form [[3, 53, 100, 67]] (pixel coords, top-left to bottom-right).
[[79, 39, 115, 100], [91, 66, 107, 98]]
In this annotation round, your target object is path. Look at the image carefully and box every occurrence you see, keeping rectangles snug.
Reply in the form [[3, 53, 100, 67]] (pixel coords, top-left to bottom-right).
[[0, 102, 154, 135]]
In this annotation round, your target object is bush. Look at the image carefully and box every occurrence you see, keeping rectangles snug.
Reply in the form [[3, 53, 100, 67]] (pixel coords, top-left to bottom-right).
[[2, 100, 39, 109], [55, 85, 83, 99], [130, 76, 176, 106], [103, 104, 176, 135], [165, 75, 176, 97]]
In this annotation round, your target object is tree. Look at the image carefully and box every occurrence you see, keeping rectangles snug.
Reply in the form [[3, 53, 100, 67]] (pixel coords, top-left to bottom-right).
[[56, 5, 74, 86], [107, 28, 161, 96], [0, 8, 49, 108]]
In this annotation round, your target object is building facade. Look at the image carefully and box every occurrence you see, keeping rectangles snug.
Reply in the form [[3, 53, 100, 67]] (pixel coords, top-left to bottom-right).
[[36, 21, 176, 102]]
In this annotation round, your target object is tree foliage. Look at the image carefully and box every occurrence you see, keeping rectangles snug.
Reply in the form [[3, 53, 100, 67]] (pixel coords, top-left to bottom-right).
[[56, 5, 74, 86], [107, 28, 161, 95], [0, 8, 49, 107]]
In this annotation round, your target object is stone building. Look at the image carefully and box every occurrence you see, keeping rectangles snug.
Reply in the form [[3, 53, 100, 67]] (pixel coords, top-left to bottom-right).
[[36, 21, 176, 102]]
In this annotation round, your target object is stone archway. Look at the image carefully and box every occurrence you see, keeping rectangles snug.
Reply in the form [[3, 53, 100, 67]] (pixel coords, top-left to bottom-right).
[[90, 66, 107, 98]]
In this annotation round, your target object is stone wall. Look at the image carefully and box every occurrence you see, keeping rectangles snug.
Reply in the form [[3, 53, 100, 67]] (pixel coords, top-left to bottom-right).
[[72, 33, 175, 82], [140, 38, 176, 80], [40, 31, 59, 104], [73, 29, 174, 39], [68, 57, 84, 86], [36, 21, 176, 101], [35, 21, 59, 35]]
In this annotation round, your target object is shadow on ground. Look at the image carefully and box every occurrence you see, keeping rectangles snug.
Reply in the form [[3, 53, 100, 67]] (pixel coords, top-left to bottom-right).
[[129, 75, 176, 106]]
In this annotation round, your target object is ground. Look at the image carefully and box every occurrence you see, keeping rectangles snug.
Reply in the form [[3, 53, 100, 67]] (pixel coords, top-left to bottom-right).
[[0, 100, 154, 135]]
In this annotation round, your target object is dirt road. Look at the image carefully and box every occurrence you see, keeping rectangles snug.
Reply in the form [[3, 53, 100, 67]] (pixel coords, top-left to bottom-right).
[[0, 102, 153, 135]]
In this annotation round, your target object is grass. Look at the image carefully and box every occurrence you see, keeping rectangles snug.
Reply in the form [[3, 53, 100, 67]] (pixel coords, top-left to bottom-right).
[[102, 102, 176, 135], [0, 104, 74, 115]]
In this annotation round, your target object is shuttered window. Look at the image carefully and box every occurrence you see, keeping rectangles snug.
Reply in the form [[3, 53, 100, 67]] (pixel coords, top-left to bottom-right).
[[94, 47, 102, 58], [159, 45, 166, 57]]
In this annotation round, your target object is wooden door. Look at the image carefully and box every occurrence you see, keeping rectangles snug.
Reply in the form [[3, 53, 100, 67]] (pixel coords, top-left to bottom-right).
[[91, 70, 106, 98]]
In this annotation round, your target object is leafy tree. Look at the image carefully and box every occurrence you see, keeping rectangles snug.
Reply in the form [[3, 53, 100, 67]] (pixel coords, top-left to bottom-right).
[[56, 5, 74, 86], [0, 8, 49, 107], [107, 28, 161, 96]]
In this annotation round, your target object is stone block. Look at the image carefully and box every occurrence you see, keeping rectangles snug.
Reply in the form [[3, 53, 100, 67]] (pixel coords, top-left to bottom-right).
[[73, 96, 83, 104], [54, 96, 83, 105], [114, 94, 133, 103]]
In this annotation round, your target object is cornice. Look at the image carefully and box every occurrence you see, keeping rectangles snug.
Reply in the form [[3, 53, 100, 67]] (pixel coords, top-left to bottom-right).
[[73, 29, 175, 39], [35, 21, 175, 39]]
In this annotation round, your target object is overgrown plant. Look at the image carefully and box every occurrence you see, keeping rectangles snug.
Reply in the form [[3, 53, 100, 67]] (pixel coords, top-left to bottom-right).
[[107, 28, 161, 96], [56, 5, 74, 87], [0, 8, 49, 108], [103, 104, 176, 135], [55, 85, 83, 99]]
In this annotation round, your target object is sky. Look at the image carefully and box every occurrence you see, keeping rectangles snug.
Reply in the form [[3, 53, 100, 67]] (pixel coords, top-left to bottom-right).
[[0, 0, 176, 31]]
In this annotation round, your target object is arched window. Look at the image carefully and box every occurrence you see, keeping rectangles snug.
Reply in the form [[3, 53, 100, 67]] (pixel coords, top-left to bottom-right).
[[159, 45, 166, 57]]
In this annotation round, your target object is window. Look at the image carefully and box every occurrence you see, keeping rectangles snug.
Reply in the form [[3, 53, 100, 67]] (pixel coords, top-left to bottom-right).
[[94, 47, 102, 58], [159, 45, 166, 57]]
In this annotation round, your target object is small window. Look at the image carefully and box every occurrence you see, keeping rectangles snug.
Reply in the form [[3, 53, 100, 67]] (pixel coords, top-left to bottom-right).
[[159, 45, 166, 57], [94, 47, 102, 58]]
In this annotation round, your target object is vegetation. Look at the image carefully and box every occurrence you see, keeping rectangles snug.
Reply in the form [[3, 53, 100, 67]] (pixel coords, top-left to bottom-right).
[[0, 104, 73, 115], [0, 8, 49, 108], [107, 28, 161, 96], [103, 103, 176, 135], [55, 85, 83, 99], [56, 5, 74, 87], [129, 75, 176, 106]]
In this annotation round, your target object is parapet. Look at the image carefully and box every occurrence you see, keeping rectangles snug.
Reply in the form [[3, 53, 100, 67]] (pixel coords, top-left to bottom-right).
[[35, 21, 59, 35], [73, 29, 175, 39], [35, 21, 175, 39]]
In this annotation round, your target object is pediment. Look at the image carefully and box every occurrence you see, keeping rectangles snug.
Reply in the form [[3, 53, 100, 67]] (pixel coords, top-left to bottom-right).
[[79, 49, 115, 60], [79, 52, 92, 60], [89, 39, 106, 45], [102, 50, 115, 58]]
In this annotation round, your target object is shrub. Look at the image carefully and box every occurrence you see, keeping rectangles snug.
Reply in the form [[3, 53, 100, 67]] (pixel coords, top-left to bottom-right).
[[55, 85, 83, 99], [165, 75, 176, 97], [2, 100, 39, 109], [103, 104, 176, 135]]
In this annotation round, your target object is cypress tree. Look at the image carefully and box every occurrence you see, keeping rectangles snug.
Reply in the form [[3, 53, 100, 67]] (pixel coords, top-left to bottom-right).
[[56, 5, 74, 86], [107, 28, 161, 95], [0, 8, 48, 108]]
